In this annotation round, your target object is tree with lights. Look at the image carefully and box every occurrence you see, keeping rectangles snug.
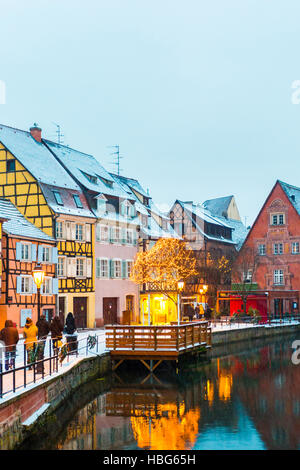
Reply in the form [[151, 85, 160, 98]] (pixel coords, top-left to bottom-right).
[[130, 238, 198, 301]]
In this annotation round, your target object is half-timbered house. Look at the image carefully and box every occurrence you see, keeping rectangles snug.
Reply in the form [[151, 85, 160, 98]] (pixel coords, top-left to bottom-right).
[[0, 124, 96, 328], [0, 199, 57, 330], [169, 198, 248, 310]]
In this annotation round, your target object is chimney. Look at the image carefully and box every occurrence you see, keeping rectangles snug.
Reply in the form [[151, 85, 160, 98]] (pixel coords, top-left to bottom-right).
[[30, 123, 42, 142]]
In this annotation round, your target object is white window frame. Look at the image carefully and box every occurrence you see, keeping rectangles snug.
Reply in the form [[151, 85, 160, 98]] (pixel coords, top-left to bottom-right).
[[57, 256, 66, 277], [76, 258, 85, 277], [100, 225, 109, 243], [42, 245, 51, 263], [274, 269, 284, 285], [20, 276, 32, 294], [126, 260, 133, 278], [75, 224, 84, 241], [243, 269, 253, 282], [271, 213, 285, 226], [41, 277, 52, 295], [126, 229, 133, 245], [258, 244, 266, 256], [273, 243, 283, 255], [113, 259, 122, 279], [292, 242, 299, 254], [21, 243, 31, 261], [56, 221, 64, 239], [111, 227, 121, 244], [96, 258, 109, 278]]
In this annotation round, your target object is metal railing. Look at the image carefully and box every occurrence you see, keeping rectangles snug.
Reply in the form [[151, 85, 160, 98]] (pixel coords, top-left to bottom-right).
[[210, 313, 300, 328], [0, 332, 106, 399]]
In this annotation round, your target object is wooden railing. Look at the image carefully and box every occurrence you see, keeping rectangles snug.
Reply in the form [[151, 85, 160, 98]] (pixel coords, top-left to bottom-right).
[[105, 321, 211, 354]]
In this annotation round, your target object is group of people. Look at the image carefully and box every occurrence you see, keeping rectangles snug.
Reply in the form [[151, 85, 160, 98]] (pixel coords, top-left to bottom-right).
[[0, 312, 77, 372], [184, 303, 212, 321]]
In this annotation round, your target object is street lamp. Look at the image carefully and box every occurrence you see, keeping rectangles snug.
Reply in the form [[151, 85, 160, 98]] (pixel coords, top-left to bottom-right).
[[177, 279, 184, 325], [32, 263, 45, 321]]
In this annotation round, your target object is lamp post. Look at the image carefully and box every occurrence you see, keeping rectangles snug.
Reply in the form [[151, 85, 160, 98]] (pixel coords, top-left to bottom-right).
[[32, 263, 45, 321], [177, 280, 184, 325]]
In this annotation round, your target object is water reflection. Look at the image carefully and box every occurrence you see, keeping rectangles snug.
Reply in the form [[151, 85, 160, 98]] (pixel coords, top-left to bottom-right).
[[54, 336, 300, 450]]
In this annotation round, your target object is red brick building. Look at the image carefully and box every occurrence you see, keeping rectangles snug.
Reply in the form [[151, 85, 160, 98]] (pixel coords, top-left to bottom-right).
[[231, 180, 300, 317]]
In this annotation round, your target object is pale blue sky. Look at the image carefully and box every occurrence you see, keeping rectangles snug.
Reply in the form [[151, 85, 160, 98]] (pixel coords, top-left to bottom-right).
[[1, 0, 300, 224]]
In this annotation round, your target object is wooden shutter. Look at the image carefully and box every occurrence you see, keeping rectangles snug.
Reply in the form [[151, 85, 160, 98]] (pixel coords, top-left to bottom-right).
[[38, 245, 43, 262], [16, 242, 21, 261], [86, 258, 92, 278], [52, 247, 58, 264], [52, 278, 59, 294], [71, 223, 76, 240], [16, 276, 22, 294], [31, 244, 36, 262], [86, 224, 91, 242], [122, 260, 127, 279], [110, 259, 115, 278]]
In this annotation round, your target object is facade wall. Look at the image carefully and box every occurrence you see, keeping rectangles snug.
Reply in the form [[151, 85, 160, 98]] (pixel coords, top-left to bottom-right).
[[0, 234, 57, 330], [0, 144, 54, 237], [94, 231, 139, 326], [237, 182, 300, 312]]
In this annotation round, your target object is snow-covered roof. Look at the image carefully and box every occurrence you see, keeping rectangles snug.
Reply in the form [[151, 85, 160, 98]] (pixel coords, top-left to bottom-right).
[[140, 215, 179, 240], [0, 124, 79, 189], [44, 140, 130, 200], [212, 215, 249, 250], [0, 199, 55, 241], [177, 200, 232, 228], [278, 180, 300, 215], [112, 174, 150, 198], [203, 195, 234, 217], [40, 183, 95, 219]]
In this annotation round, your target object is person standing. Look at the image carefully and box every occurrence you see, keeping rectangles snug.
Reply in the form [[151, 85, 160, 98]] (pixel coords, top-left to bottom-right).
[[50, 315, 64, 354], [0, 320, 19, 370], [64, 312, 77, 354], [23, 318, 38, 369], [36, 314, 50, 374]]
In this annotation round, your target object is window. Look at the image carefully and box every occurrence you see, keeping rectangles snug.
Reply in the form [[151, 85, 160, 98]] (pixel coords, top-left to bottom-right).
[[76, 258, 85, 277], [75, 224, 83, 241], [243, 270, 253, 282], [292, 242, 299, 254], [21, 243, 30, 261], [41, 277, 52, 295], [57, 257, 66, 277], [274, 243, 283, 255], [126, 260, 133, 278], [126, 229, 133, 244], [141, 215, 148, 227], [96, 258, 109, 278], [111, 227, 120, 243], [271, 213, 285, 226], [21, 277, 31, 294], [101, 226, 109, 242], [53, 190, 64, 206], [7, 160, 15, 172], [83, 172, 97, 184], [56, 221, 64, 239], [274, 270, 284, 285], [114, 260, 122, 278], [73, 194, 83, 208], [258, 244, 266, 256], [97, 198, 106, 215], [42, 246, 51, 262]]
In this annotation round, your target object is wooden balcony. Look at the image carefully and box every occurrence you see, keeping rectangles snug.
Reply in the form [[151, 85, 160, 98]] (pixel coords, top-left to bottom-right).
[[105, 321, 211, 366]]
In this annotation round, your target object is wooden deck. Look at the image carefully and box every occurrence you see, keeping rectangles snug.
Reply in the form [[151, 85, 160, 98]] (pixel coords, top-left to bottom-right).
[[105, 321, 211, 370]]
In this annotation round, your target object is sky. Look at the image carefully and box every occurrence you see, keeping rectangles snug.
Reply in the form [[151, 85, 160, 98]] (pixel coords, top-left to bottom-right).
[[1, 0, 300, 225]]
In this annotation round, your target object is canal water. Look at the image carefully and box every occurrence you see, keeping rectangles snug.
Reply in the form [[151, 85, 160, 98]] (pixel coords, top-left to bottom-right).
[[29, 334, 300, 450]]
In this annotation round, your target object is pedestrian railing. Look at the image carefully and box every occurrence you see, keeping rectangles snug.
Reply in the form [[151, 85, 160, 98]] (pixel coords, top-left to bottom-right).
[[210, 313, 300, 328], [0, 332, 106, 399]]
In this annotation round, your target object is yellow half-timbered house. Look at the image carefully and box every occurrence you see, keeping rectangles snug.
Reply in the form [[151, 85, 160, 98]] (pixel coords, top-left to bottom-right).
[[0, 124, 96, 328]]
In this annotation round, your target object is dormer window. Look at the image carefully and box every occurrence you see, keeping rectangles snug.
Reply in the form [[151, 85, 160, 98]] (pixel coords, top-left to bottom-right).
[[7, 160, 15, 172], [120, 200, 135, 218], [73, 194, 83, 208], [53, 190, 63, 206], [97, 198, 106, 215], [143, 196, 149, 206], [82, 171, 97, 184]]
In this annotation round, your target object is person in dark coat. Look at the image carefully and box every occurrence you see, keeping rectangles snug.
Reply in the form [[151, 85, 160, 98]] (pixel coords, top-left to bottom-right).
[[0, 320, 19, 370], [64, 312, 77, 354], [36, 315, 50, 373], [50, 315, 64, 352], [204, 305, 212, 320]]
